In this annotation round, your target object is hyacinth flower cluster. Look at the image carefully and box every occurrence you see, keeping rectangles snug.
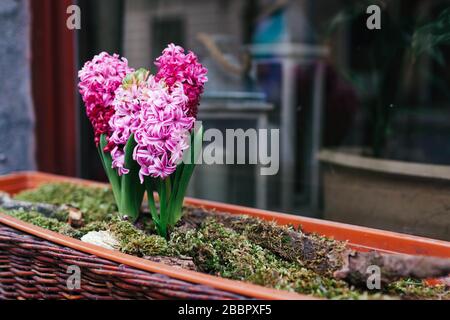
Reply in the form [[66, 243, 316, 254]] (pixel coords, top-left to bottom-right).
[[78, 52, 134, 145], [78, 45, 207, 237]]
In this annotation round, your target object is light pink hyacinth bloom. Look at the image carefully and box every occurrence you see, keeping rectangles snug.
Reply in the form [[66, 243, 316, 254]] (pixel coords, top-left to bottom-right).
[[109, 73, 195, 180], [78, 52, 133, 146]]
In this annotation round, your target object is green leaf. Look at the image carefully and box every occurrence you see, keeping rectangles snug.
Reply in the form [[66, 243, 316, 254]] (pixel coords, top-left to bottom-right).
[[144, 177, 160, 225], [166, 162, 184, 224], [172, 125, 203, 222], [142, 126, 203, 237], [99, 134, 122, 211], [158, 178, 168, 238], [119, 134, 144, 221]]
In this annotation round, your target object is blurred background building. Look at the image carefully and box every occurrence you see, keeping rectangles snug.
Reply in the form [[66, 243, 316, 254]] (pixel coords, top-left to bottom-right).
[[1, 0, 450, 238]]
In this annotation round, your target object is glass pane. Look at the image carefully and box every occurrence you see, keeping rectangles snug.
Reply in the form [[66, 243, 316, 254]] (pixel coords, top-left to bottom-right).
[[75, 0, 450, 240]]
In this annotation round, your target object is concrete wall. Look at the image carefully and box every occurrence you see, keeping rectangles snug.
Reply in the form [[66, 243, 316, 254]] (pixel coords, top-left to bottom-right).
[[0, 0, 35, 174]]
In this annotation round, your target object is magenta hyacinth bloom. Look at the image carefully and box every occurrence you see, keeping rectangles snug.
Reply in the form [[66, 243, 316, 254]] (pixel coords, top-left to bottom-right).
[[78, 52, 133, 146], [155, 43, 208, 117], [78, 47, 207, 231], [109, 72, 196, 181]]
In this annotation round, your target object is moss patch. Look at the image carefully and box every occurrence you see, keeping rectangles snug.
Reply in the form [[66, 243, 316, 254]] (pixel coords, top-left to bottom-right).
[[14, 183, 116, 223], [3, 209, 109, 239], [387, 279, 450, 300], [169, 218, 369, 299], [5, 210, 80, 237], [108, 218, 168, 257], [205, 213, 348, 277]]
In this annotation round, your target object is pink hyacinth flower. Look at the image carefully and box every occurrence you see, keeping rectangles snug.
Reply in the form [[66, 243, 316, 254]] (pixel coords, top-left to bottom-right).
[[155, 43, 208, 118], [78, 52, 133, 146], [109, 72, 195, 180]]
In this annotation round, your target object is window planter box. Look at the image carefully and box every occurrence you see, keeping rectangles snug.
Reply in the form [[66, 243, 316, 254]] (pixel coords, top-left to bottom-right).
[[0, 171, 449, 300], [319, 149, 450, 241]]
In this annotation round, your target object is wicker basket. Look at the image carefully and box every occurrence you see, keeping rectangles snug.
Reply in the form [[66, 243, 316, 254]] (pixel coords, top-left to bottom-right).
[[1, 172, 449, 300], [0, 223, 246, 300]]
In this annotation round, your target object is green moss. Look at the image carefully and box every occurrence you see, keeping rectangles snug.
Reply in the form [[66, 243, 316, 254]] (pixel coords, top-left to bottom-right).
[[3, 209, 115, 240], [4, 209, 83, 238], [168, 218, 360, 299], [79, 220, 111, 235], [14, 183, 117, 223], [48, 208, 69, 222], [108, 218, 168, 257], [168, 219, 450, 300], [387, 279, 450, 300], [213, 214, 347, 276]]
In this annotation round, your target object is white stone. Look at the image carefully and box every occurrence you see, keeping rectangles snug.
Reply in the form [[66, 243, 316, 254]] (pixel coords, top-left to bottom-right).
[[81, 231, 120, 250]]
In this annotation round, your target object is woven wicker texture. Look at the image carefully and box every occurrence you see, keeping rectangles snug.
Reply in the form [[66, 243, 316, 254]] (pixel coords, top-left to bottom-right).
[[0, 223, 247, 300]]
